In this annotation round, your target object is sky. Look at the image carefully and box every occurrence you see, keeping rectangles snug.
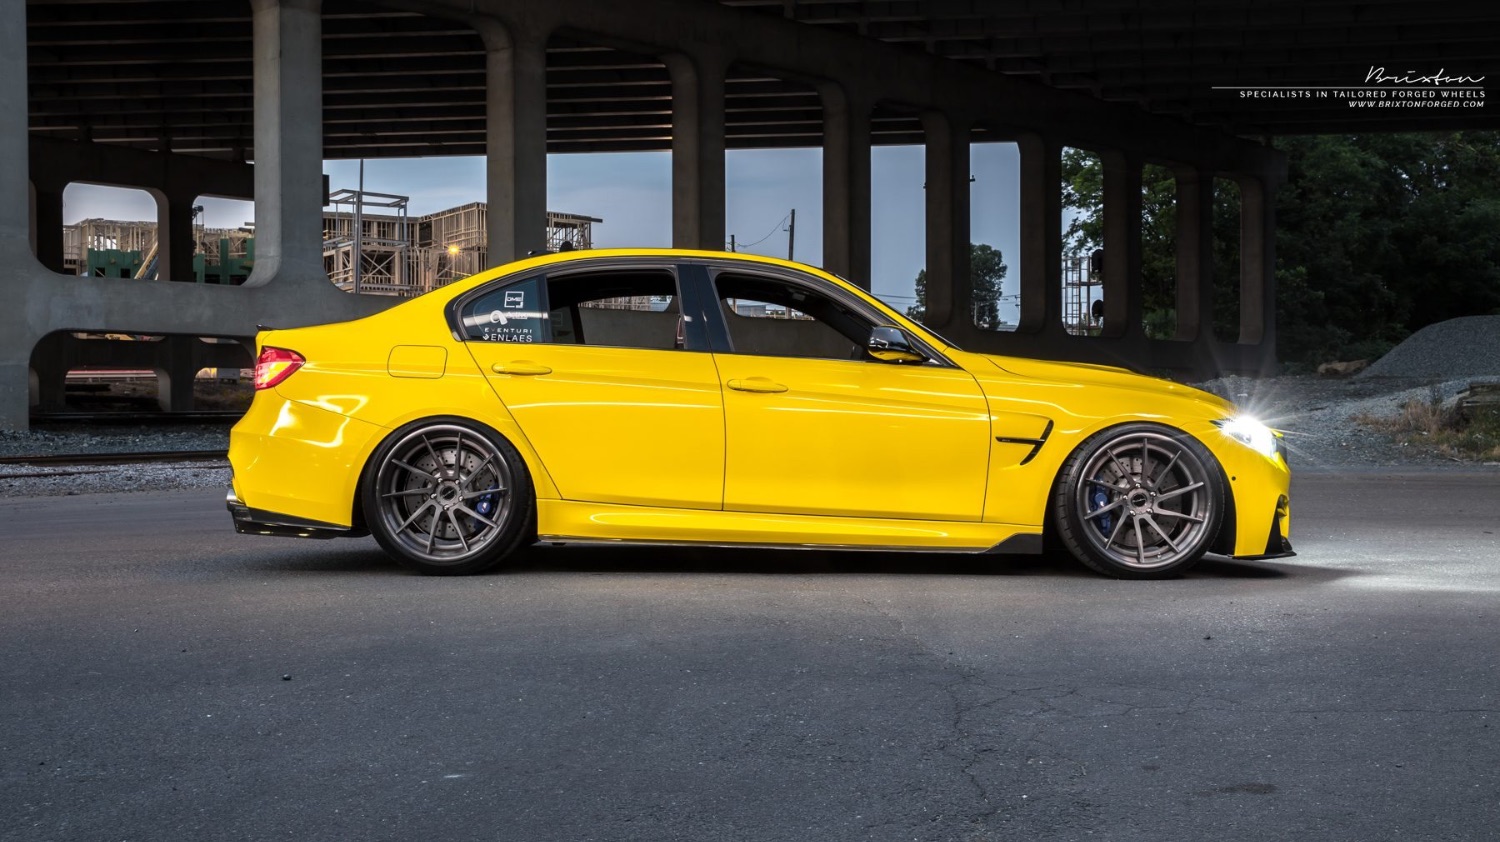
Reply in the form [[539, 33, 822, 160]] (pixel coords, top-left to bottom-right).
[[62, 144, 1024, 321]]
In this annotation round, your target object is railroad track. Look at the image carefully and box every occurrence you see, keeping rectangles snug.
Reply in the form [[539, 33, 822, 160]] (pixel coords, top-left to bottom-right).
[[0, 450, 227, 468]]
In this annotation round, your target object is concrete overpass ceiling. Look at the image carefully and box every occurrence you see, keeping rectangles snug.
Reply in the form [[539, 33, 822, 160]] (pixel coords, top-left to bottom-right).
[[26, 0, 1500, 164]]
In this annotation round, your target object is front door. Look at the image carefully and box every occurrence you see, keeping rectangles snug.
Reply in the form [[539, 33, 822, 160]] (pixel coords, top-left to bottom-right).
[[706, 269, 991, 521]]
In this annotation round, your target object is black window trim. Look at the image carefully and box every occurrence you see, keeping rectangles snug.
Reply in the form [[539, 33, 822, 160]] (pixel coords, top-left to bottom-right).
[[690, 258, 958, 368], [446, 258, 713, 353]]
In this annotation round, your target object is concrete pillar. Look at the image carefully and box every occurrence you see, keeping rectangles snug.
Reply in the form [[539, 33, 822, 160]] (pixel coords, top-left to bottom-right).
[[28, 336, 69, 413], [820, 83, 872, 287], [1016, 133, 1062, 335], [0, 0, 36, 429], [153, 190, 198, 282], [920, 111, 971, 331], [154, 336, 198, 412], [1173, 166, 1214, 342], [1099, 150, 1142, 339], [666, 53, 726, 251], [31, 182, 67, 274], [1237, 175, 1268, 347], [481, 21, 549, 264], [248, 0, 326, 287]]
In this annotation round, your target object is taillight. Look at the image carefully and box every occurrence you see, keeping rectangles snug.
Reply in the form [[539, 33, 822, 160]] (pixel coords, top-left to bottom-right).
[[253, 346, 305, 391]]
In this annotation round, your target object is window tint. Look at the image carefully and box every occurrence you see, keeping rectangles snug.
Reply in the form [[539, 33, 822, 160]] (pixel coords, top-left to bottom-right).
[[461, 275, 548, 343], [715, 273, 874, 360], [460, 269, 684, 350], [548, 270, 683, 350]]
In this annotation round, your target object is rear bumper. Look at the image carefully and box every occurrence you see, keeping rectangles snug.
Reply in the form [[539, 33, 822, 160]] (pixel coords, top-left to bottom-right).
[[226, 481, 361, 539]]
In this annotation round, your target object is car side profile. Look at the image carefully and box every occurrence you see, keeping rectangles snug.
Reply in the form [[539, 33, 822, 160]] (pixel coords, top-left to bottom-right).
[[227, 248, 1292, 579]]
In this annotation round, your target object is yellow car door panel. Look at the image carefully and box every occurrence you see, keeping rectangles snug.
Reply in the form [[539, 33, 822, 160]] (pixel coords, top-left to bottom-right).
[[715, 355, 991, 521]]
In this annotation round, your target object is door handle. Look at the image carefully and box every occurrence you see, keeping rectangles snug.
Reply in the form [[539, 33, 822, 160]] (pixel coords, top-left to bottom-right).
[[491, 361, 552, 376], [727, 377, 788, 394]]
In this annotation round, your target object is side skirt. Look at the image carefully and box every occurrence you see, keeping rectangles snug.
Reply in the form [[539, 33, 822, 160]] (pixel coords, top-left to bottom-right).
[[537, 499, 1041, 554]]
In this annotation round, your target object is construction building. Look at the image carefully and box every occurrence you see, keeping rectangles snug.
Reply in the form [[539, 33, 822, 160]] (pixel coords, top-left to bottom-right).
[[62, 199, 600, 297]]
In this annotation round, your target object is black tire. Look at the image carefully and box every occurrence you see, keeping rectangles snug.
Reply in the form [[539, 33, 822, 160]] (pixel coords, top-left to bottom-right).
[[361, 417, 536, 575], [1052, 422, 1224, 579]]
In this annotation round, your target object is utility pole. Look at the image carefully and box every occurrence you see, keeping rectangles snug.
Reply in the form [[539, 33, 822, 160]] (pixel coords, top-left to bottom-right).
[[729, 234, 736, 252], [352, 158, 364, 294], [786, 208, 795, 261]]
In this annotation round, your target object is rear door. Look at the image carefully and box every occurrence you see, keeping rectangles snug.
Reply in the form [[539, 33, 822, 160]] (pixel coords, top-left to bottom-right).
[[457, 263, 725, 510]]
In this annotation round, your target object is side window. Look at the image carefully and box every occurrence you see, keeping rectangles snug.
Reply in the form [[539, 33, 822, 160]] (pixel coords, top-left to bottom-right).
[[547, 270, 683, 351], [461, 276, 548, 343], [715, 273, 874, 360]]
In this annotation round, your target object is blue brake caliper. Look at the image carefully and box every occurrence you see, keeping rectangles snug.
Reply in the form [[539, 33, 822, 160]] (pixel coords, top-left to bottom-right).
[[1089, 484, 1113, 537], [474, 491, 498, 518]]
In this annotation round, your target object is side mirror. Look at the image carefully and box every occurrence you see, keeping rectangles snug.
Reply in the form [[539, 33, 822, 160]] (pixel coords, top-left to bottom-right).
[[867, 326, 927, 363]]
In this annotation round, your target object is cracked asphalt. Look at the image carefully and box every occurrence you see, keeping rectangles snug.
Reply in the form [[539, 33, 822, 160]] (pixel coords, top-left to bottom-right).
[[2, 470, 1498, 841]]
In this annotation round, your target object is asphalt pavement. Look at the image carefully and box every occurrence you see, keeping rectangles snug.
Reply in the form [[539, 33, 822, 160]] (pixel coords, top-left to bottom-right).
[[2, 470, 1498, 841]]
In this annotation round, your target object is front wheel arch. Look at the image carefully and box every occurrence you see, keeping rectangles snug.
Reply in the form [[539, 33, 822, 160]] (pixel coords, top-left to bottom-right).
[[1049, 421, 1227, 579]]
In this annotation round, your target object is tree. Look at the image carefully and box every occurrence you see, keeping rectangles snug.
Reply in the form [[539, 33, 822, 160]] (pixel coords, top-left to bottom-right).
[[907, 242, 1008, 329], [1059, 133, 1500, 366]]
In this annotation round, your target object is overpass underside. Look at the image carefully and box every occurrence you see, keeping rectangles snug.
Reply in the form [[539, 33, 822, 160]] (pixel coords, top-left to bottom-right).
[[2, 0, 1285, 430]]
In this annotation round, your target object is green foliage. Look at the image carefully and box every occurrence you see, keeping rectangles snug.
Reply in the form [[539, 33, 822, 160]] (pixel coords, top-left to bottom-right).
[[907, 242, 1008, 329], [1061, 132, 1500, 368]]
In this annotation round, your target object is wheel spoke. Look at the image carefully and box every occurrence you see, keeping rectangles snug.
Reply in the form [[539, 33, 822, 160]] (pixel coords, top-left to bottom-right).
[[448, 509, 471, 552], [391, 458, 438, 482], [1153, 509, 1205, 524], [382, 487, 432, 499], [456, 503, 500, 529], [1132, 518, 1146, 565], [1149, 450, 1181, 492], [396, 499, 436, 533], [460, 455, 496, 489], [1083, 498, 1125, 520], [1155, 481, 1204, 503], [1086, 477, 1123, 490], [1141, 514, 1180, 553], [421, 434, 445, 469], [1104, 510, 1129, 549], [1140, 437, 1153, 488], [1107, 448, 1135, 482], [460, 487, 506, 501]]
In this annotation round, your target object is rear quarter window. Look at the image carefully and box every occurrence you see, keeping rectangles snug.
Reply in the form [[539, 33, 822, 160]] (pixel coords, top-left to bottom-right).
[[460, 276, 548, 343]]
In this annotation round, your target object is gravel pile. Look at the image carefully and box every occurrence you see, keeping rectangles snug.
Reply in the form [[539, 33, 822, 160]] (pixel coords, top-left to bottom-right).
[[1196, 375, 1499, 471], [1359, 315, 1500, 379]]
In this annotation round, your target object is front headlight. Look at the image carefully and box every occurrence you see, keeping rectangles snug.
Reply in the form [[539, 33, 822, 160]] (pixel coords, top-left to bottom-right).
[[1214, 416, 1280, 457]]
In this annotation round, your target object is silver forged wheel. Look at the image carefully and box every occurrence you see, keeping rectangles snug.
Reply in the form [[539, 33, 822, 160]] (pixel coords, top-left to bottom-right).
[[1057, 425, 1223, 578], [370, 422, 519, 573]]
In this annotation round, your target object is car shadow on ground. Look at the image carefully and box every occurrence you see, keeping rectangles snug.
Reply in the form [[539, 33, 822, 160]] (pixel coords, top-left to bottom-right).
[[243, 539, 1351, 584]]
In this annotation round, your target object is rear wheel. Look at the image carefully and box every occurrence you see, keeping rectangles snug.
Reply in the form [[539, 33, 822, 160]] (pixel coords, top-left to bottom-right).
[[362, 418, 534, 575], [1053, 423, 1223, 579]]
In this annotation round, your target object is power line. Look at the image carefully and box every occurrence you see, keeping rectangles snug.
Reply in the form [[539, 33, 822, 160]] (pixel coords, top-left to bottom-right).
[[730, 211, 792, 252]]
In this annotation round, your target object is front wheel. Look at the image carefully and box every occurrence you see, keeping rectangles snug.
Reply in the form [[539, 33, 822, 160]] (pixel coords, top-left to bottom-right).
[[362, 418, 535, 575], [1052, 423, 1224, 579]]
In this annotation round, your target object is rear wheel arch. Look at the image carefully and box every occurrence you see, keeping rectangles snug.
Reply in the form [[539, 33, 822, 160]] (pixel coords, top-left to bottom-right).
[[359, 415, 538, 575]]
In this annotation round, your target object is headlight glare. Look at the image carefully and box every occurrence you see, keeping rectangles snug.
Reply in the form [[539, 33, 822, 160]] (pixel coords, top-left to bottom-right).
[[1215, 416, 1279, 457]]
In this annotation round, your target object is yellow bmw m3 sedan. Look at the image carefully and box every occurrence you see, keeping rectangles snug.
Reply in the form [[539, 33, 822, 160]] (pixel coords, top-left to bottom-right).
[[227, 249, 1292, 579]]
